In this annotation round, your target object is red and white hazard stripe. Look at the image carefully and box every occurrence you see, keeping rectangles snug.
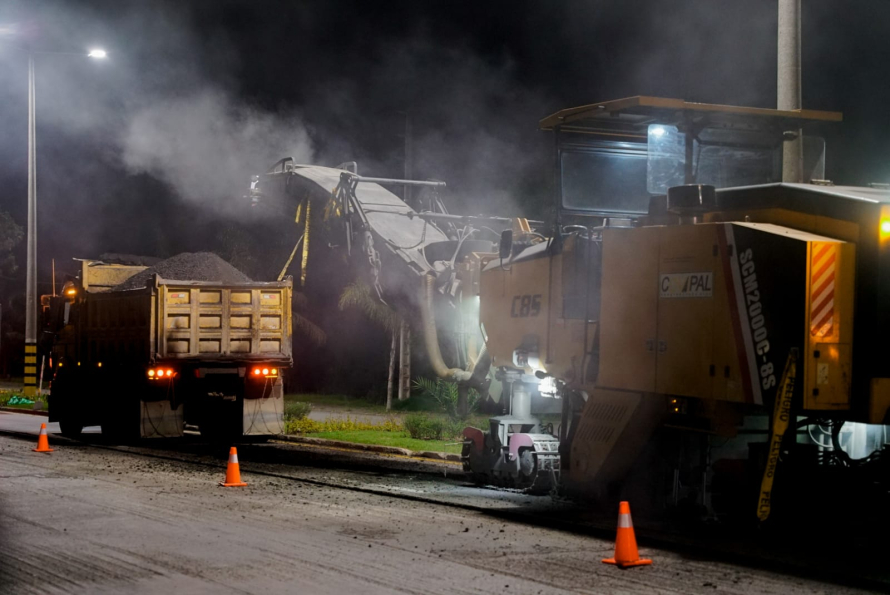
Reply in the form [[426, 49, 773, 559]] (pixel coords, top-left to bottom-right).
[[810, 244, 836, 337]]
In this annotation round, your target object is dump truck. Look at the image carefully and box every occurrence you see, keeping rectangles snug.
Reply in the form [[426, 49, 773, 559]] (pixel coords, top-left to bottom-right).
[[44, 256, 292, 440]]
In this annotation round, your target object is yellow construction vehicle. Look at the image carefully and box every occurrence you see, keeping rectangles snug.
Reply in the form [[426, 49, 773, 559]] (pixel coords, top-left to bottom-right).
[[255, 97, 889, 515], [471, 97, 890, 519]]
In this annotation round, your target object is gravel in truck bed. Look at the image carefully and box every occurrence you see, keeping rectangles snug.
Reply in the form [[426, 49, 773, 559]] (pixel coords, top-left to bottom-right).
[[113, 252, 252, 290]]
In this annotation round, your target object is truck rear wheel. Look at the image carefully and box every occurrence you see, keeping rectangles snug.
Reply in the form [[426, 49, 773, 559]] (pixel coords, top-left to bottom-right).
[[59, 419, 84, 438]]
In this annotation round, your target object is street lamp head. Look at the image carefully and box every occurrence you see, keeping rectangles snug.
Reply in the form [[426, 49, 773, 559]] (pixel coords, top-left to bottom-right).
[[87, 49, 107, 59]]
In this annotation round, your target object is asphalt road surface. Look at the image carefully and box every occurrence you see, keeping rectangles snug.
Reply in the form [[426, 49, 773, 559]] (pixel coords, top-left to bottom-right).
[[0, 414, 881, 594]]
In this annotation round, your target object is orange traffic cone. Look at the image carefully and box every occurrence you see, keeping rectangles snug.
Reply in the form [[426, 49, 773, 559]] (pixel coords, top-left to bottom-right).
[[602, 501, 651, 568], [33, 423, 54, 453], [219, 447, 248, 487]]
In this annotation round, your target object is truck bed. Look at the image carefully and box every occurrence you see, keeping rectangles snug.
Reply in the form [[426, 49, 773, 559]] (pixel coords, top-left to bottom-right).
[[84, 275, 293, 365]]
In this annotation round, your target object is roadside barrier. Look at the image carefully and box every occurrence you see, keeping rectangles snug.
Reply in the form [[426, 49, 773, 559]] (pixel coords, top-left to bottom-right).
[[33, 423, 54, 453], [219, 446, 248, 487], [602, 501, 651, 568]]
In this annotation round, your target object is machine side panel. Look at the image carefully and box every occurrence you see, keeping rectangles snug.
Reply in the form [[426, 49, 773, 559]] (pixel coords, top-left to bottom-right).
[[479, 253, 554, 371], [597, 227, 660, 393], [655, 225, 716, 399], [725, 224, 808, 407], [712, 228, 745, 403]]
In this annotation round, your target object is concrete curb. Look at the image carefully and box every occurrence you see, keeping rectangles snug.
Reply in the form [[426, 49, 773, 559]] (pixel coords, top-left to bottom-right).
[[0, 409, 462, 463], [276, 434, 462, 463], [0, 407, 48, 416]]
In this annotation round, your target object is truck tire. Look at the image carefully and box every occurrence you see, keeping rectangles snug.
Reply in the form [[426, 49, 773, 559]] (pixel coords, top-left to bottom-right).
[[59, 419, 84, 438], [199, 419, 240, 443]]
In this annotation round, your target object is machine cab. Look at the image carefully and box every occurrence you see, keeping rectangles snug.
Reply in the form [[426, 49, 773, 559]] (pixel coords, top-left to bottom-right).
[[539, 96, 841, 221]]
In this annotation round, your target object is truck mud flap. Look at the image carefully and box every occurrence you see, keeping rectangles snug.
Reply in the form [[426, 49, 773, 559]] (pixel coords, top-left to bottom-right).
[[243, 392, 285, 436], [140, 400, 184, 438]]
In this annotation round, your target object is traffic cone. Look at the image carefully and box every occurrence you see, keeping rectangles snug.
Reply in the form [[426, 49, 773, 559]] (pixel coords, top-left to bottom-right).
[[602, 501, 651, 568], [33, 423, 54, 453], [219, 447, 248, 487]]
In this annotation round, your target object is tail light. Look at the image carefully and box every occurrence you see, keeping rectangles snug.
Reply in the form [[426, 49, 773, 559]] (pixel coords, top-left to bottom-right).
[[148, 368, 176, 380], [251, 366, 279, 378]]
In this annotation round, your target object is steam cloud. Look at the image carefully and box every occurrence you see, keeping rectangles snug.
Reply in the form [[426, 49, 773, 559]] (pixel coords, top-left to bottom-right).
[[121, 89, 313, 211], [2, 0, 882, 267]]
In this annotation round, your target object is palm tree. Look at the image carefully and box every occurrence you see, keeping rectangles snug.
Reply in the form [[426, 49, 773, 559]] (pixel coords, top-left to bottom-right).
[[338, 280, 403, 410], [291, 291, 326, 346]]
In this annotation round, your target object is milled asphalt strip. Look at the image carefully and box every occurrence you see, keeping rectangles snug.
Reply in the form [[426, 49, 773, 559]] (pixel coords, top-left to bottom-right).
[[1, 426, 887, 593], [0, 427, 510, 515]]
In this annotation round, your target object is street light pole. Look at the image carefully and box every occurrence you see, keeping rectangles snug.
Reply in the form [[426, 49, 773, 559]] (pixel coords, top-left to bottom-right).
[[21, 47, 106, 396], [23, 52, 37, 396]]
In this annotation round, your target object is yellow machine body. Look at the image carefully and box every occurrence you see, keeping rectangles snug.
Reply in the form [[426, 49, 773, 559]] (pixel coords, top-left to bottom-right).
[[476, 98, 890, 506], [596, 222, 855, 412], [479, 235, 595, 383]]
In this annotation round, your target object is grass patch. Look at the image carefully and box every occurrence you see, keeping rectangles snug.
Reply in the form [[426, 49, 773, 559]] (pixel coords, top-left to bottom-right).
[[390, 392, 441, 412], [306, 430, 462, 454], [284, 400, 312, 421], [285, 415, 402, 435], [285, 393, 387, 413]]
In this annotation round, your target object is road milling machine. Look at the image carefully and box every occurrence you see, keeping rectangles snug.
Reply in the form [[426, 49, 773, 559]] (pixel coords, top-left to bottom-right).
[[255, 97, 890, 516], [478, 97, 890, 518]]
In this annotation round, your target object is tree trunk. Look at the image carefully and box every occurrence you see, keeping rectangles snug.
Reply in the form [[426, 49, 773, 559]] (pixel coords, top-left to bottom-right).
[[398, 321, 411, 400], [386, 328, 397, 411], [457, 384, 469, 420]]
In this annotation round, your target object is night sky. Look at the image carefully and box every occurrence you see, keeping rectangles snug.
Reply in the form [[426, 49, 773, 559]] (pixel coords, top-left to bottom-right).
[[0, 0, 889, 381]]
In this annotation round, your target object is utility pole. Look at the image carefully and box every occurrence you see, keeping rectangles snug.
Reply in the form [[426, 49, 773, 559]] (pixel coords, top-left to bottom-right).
[[778, 0, 804, 183], [396, 110, 414, 402], [397, 321, 411, 401], [386, 328, 397, 410], [24, 53, 37, 396], [403, 110, 413, 207]]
